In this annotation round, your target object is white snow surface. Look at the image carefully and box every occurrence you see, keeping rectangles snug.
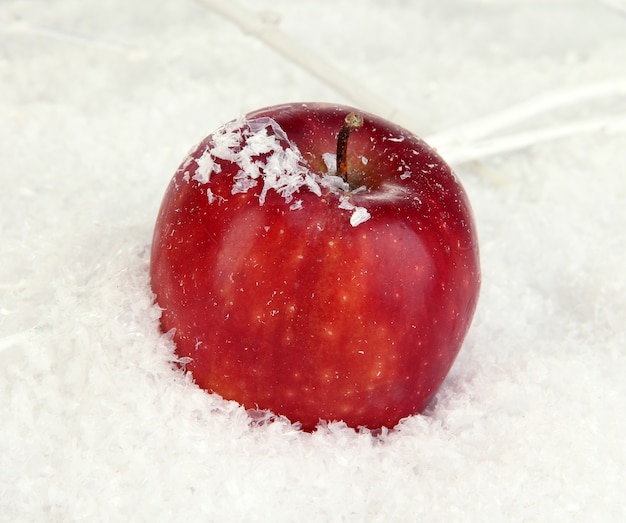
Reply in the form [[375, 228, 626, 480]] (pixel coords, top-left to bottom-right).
[[1, 0, 626, 521]]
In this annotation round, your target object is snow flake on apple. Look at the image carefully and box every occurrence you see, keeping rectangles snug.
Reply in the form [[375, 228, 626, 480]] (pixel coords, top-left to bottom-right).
[[185, 116, 371, 226]]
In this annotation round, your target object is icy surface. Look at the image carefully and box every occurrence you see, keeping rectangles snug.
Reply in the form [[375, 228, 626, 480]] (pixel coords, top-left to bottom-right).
[[1, 0, 626, 521]]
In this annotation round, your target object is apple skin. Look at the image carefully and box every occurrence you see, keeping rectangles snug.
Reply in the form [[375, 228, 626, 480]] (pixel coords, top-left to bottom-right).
[[150, 102, 480, 431]]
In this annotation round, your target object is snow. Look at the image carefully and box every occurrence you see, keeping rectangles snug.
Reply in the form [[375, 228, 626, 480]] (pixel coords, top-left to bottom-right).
[[1, 0, 625, 521], [337, 195, 372, 227]]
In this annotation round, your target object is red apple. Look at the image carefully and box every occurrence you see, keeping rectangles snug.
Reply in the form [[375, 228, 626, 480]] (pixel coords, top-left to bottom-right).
[[150, 102, 480, 431]]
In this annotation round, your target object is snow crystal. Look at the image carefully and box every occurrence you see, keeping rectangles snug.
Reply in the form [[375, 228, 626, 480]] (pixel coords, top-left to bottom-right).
[[338, 194, 372, 227], [322, 151, 337, 174], [193, 149, 219, 184], [209, 117, 246, 161], [231, 171, 259, 194], [349, 206, 372, 227], [206, 188, 215, 203]]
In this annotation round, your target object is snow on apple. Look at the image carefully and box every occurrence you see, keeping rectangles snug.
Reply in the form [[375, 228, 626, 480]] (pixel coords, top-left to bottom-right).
[[182, 115, 370, 225]]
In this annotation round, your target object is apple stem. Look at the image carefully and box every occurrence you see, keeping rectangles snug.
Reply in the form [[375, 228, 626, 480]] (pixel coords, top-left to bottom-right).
[[336, 112, 364, 185]]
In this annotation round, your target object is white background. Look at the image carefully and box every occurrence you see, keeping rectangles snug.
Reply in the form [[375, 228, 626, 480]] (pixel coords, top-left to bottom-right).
[[1, 0, 625, 521]]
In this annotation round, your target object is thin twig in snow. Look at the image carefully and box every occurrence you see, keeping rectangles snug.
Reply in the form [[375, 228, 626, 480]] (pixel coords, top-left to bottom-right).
[[426, 79, 626, 151], [440, 112, 626, 165], [197, 0, 422, 133]]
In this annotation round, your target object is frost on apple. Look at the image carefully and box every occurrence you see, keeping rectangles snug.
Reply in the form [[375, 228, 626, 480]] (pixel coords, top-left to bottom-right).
[[185, 117, 371, 226]]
